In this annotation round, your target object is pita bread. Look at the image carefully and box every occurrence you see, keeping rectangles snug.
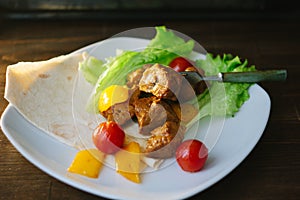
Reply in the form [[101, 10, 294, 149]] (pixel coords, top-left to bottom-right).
[[5, 53, 84, 148], [4, 52, 163, 169]]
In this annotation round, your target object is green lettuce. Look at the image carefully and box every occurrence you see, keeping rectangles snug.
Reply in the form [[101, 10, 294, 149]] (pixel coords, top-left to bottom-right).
[[195, 53, 256, 119], [79, 55, 106, 85], [147, 26, 194, 57]]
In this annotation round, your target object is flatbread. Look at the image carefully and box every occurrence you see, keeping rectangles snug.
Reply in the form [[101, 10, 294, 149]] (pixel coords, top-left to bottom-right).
[[5, 53, 84, 148], [4, 52, 163, 169]]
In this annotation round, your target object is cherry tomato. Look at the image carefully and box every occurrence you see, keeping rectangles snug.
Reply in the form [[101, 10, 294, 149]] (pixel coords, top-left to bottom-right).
[[169, 57, 193, 72], [176, 139, 208, 172], [92, 121, 125, 154]]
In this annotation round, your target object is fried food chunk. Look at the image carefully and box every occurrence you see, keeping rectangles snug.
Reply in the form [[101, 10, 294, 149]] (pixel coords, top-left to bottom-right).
[[145, 121, 186, 158], [139, 64, 182, 101]]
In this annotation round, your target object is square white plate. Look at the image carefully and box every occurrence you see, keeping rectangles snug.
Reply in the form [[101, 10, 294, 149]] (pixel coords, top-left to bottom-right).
[[0, 37, 270, 200]]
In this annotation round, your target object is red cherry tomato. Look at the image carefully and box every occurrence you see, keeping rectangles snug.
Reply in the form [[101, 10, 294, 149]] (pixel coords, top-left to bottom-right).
[[176, 139, 208, 172], [169, 57, 193, 72], [92, 121, 125, 154]]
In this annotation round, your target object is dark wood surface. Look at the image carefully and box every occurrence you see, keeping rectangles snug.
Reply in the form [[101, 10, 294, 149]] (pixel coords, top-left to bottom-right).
[[0, 18, 299, 200]]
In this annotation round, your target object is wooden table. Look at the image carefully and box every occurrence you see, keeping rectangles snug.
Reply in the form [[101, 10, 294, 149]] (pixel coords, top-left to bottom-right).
[[0, 19, 299, 200]]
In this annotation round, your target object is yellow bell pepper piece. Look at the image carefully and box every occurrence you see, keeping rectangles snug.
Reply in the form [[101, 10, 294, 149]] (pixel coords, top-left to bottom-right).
[[98, 85, 129, 112], [115, 142, 141, 183], [68, 149, 105, 178]]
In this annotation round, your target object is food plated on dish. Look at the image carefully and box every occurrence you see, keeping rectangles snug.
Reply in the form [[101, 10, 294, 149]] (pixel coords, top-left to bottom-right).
[[69, 26, 258, 182], [2, 26, 278, 199]]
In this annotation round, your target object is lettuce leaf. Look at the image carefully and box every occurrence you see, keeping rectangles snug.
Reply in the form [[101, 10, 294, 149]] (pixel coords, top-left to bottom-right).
[[195, 53, 256, 118], [147, 26, 194, 57], [95, 26, 194, 89], [78, 55, 106, 85]]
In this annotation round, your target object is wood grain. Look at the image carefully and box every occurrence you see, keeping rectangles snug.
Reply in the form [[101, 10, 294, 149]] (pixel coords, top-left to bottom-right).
[[0, 19, 299, 200]]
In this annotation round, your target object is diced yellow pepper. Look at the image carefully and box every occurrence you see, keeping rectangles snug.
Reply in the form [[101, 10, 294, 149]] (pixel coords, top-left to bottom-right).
[[115, 142, 141, 183], [98, 85, 129, 112], [68, 149, 105, 178]]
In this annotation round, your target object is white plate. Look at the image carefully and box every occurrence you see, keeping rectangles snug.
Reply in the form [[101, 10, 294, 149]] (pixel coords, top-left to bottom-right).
[[0, 37, 271, 200]]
